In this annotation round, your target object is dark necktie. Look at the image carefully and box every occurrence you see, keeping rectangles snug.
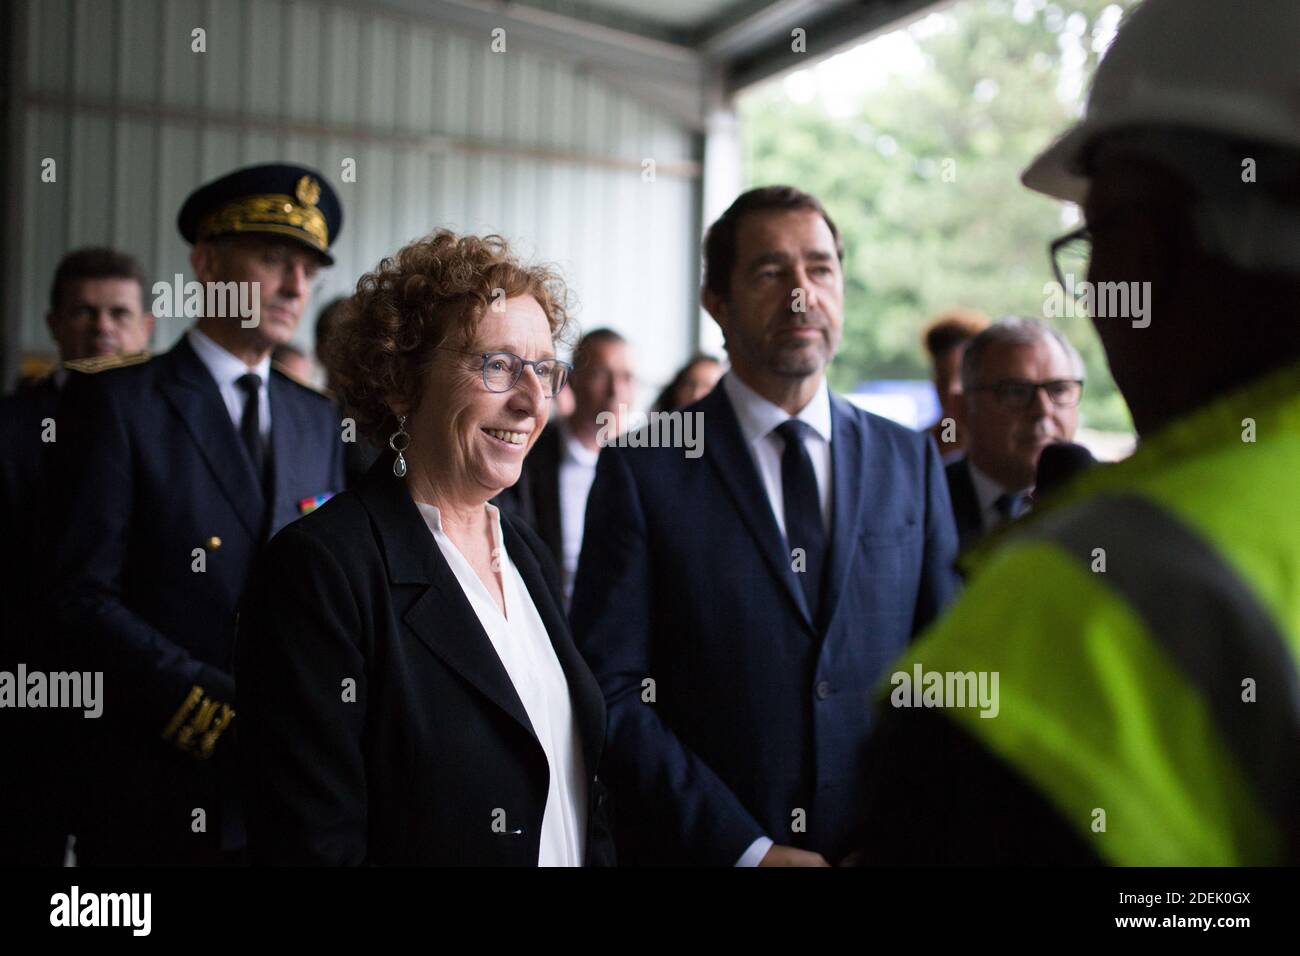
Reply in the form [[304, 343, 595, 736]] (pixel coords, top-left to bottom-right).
[[776, 419, 826, 622], [236, 372, 265, 482], [995, 491, 1030, 522]]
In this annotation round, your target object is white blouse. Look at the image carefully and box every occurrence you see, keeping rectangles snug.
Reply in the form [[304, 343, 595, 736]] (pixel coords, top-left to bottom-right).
[[414, 501, 588, 866]]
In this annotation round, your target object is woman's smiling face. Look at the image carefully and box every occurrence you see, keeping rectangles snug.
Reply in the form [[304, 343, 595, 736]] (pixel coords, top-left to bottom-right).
[[409, 295, 554, 505]]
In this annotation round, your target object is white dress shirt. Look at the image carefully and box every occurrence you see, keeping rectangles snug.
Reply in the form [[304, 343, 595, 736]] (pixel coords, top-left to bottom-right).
[[557, 421, 600, 607], [966, 459, 1032, 532], [720, 371, 834, 867], [415, 501, 588, 867], [187, 327, 272, 445], [721, 371, 833, 537]]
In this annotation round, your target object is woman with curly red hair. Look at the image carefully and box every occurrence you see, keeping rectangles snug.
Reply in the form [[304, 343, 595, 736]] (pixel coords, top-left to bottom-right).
[[235, 230, 614, 866]]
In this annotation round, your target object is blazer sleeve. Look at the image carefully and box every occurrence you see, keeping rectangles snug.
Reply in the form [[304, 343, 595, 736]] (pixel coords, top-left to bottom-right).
[[570, 448, 767, 865], [912, 432, 961, 635], [236, 522, 369, 865], [44, 372, 235, 723]]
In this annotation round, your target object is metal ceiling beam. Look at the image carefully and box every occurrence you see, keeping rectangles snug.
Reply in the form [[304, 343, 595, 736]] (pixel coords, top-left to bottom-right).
[[695, 0, 839, 61], [365, 0, 705, 83], [719, 0, 949, 93], [354, 0, 714, 127], [352, 0, 951, 124]]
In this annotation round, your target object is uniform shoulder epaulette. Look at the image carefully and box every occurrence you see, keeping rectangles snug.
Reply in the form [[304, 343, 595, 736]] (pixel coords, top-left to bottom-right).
[[272, 360, 335, 400], [63, 350, 152, 374]]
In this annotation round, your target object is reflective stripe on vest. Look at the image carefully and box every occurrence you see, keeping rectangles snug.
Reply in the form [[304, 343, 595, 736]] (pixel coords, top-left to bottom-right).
[[1026, 493, 1300, 861]]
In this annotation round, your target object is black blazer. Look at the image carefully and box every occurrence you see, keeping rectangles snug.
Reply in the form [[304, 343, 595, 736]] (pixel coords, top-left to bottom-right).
[[494, 422, 563, 566], [944, 456, 985, 554], [235, 456, 615, 866]]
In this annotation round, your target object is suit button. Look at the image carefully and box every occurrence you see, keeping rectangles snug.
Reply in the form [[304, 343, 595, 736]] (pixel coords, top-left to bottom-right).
[[815, 681, 832, 700], [206, 536, 222, 550]]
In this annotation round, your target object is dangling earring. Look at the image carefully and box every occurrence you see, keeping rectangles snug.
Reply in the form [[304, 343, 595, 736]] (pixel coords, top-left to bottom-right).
[[389, 415, 410, 477]]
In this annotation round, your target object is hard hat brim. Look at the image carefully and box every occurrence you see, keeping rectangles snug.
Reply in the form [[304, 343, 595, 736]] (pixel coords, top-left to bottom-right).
[[1021, 122, 1093, 206]]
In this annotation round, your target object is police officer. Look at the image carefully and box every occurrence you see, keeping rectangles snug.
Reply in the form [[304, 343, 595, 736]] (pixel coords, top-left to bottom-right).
[[43, 164, 346, 864], [858, 0, 1300, 865]]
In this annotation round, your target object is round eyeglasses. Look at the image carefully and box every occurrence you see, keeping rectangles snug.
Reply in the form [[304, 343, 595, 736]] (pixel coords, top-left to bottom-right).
[[435, 347, 571, 397], [1050, 225, 1092, 302], [967, 379, 1084, 410]]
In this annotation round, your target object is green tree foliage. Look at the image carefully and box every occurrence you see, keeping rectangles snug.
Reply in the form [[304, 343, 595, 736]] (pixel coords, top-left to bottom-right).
[[740, 0, 1138, 431]]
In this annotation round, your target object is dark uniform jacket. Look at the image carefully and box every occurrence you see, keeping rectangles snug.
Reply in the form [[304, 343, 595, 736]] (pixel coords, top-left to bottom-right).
[[1, 375, 59, 652], [0, 376, 69, 863], [235, 456, 615, 866], [42, 335, 343, 864]]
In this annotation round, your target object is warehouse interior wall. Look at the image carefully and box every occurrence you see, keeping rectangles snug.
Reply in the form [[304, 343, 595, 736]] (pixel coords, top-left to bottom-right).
[[3, 0, 708, 403]]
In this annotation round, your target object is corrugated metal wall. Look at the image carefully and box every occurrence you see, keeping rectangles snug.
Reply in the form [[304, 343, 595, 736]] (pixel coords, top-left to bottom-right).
[[9, 0, 704, 396]]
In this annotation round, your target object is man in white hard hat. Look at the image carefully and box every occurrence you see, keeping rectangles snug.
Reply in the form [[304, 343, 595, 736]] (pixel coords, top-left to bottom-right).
[[856, 0, 1300, 864]]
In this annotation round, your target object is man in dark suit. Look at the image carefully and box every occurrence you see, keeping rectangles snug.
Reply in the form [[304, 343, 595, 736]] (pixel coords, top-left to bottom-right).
[[42, 164, 345, 864], [944, 317, 1085, 553], [0, 247, 154, 865], [500, 328, 636, 607], [570, 186, 961, 866]]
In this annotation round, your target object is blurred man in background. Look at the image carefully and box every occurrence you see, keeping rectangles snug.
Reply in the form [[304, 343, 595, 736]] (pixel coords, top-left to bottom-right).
[[0, 246, 152, 865], [502, 327, 636, 606], [859, 0, 1300, 865], [922, 308, 988, 463], [38, 246, 154, 369], [945, 317, 1084, 551], [41, 248, 154, 364]]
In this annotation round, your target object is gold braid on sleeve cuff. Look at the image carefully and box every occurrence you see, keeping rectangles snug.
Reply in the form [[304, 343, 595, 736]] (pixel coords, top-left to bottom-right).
[[161, 684, 236, 760]]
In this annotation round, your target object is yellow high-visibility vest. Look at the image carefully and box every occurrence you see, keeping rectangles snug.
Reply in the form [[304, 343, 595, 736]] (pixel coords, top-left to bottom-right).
[[887, 360, 1300, 865]]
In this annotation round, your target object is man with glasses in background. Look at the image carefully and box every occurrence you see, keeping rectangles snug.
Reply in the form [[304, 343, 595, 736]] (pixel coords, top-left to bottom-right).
[[500, 327, 636, 607], [944, 317, 1084, 552]]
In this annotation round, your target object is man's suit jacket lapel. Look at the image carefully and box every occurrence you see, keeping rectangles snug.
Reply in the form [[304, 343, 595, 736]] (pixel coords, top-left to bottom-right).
[[158, 336, 265, 539], [700, 386, 813, 630], [819, 395, 874, 632]]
